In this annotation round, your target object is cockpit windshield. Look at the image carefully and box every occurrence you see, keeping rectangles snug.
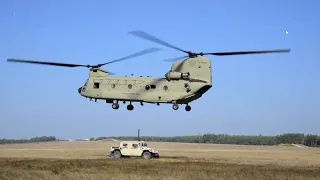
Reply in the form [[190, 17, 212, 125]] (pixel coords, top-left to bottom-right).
[[80, 79, 89, 93], [83, 79, 89, 87]]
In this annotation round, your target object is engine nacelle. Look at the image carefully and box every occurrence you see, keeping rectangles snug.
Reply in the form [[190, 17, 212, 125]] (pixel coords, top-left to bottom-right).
[[165, 71, 190, 81]]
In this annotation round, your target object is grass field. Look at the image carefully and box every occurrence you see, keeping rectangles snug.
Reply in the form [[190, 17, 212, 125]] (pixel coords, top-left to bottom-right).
[[0, 140, 319, 180]]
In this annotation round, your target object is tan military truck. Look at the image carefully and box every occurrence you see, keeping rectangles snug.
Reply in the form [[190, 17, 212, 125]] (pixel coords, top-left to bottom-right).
[[109, 140, 159, 159]]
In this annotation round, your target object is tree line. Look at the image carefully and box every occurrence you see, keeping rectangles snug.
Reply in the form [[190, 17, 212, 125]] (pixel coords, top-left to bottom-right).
[[1, 134, 319, 147], [0, 136, 57, 144], [95, 133, 320, 147]]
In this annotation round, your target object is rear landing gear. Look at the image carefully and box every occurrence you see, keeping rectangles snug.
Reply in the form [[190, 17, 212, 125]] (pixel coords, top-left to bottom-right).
[[172, 104, 179, 110], [185, 105, 191, 112], [112, 103, 119, 109], [172, 104, 191, 111], [127, 102, 134, 111]]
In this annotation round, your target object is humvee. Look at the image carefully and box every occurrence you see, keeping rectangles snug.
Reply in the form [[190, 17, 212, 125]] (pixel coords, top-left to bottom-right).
[[109, 141, 159, 159]]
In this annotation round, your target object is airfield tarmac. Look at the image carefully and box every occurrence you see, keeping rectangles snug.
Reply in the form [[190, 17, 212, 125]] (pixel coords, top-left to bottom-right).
[[0, 140, 319, 180]]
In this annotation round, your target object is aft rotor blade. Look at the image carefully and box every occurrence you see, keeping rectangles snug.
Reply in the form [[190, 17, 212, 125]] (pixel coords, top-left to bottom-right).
[[129, 30, 188, 54], [7, 58, 88, 67], [205, 49, 291, 56], [98, 47, 162, 67]]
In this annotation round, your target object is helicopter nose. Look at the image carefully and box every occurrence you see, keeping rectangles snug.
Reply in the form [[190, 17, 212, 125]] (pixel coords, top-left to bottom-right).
[[78, 87, 82, 94]]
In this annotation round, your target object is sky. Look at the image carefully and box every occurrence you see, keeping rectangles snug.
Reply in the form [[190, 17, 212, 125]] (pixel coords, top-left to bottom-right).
[[0, 0, 319, 139]]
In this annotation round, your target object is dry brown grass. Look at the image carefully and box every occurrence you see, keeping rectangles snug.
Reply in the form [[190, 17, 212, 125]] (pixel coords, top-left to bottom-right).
[[0, 141, 320, 180]]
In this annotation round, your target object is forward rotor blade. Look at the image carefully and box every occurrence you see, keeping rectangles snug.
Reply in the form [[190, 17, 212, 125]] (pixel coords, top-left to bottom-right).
[[129, 30, 188, 54], [204, 49, 291, 56], [7, 58, 88, 67], [162, 55, 189, 62], [98, 47, 162, 67]]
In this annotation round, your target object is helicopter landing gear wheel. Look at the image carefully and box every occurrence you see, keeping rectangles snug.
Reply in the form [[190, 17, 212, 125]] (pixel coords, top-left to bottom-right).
[[112, 103, 119, 109], [127, 104, 134, 111], [172, 104, 179, 110], [185, 105, 191, 112]]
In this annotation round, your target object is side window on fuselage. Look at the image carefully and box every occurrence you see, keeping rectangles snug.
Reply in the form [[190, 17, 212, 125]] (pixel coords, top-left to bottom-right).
[[93, 82, 100, 89]]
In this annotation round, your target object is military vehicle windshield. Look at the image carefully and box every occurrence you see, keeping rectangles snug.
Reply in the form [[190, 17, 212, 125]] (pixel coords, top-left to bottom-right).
[[142, 142, 148, 147]]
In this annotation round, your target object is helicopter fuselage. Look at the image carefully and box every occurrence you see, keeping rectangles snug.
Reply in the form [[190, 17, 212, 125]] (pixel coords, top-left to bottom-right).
[[78, 56, 213, 111], [78, 73, 212, 104]]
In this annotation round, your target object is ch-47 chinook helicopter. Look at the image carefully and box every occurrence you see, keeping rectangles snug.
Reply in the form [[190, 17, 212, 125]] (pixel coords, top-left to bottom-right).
[[7, 30, 290, 112]]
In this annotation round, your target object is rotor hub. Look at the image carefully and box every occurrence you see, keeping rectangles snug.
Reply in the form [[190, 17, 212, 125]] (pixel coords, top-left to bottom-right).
[[187, 52, 205, 58]]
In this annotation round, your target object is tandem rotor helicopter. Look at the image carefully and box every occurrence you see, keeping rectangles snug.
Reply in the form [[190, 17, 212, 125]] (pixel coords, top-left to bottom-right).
[[7, 30, 290, 112]]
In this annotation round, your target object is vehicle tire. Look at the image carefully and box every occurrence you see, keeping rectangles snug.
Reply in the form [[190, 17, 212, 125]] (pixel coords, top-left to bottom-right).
[[113, 150, 121, 159], [142, 151, 152, 160]]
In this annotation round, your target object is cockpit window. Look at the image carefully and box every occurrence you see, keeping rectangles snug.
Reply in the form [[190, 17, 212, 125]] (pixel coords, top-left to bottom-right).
[[84, 79, 88, 87], [81, 79, 89, 92]]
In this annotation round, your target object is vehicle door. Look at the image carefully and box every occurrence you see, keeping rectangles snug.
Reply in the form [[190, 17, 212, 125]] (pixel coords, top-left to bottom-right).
[[119, 143, 130, 155], [127, 143, 143, 156]]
